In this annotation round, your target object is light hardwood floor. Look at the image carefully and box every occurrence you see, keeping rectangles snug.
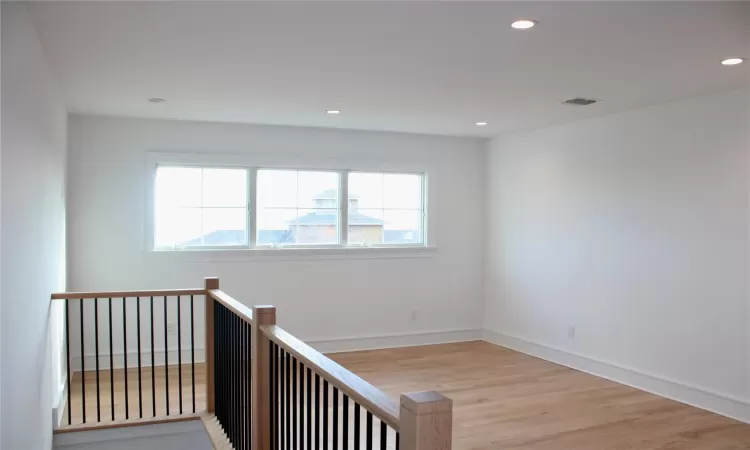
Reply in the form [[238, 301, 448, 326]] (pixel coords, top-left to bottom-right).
[[66, 363, 206, 425], [330, 341, 749, 450], [66, 341, 750, 449]]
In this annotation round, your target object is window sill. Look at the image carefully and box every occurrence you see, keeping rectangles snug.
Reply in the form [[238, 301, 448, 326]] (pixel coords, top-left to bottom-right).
[[149, 245, 438, 262]]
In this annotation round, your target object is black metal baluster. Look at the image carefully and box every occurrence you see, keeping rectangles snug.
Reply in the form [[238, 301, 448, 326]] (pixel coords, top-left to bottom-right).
[[214, 302, 220, 425], [151, 296, 156, 417], [227, 311, 232, 444], [215, 302, 221, 426], [218, 303, 223, 426], [190, 295, 195, 413], [238, 316, 241, 448], [315, 374, 320, 450], [221, 304, 226, 427], [137, 297, 142, 418], [354, 404, 360, 450], [268, 340, 276, 450], [366, 412, 373, 450], [307, 367, 312, 450], [278, 346, 283, 450], [253, 322, 256, 450], [241, 319, 244, 450], [108, 298, 114, 421], [229, 313, 239, 447], [232, 312, 237, 447], [241, 318, 245, 450], [396, 432, 399, 450], [234, 314, 239, 447], [247, 322, 252, 450], [333, 388, 339, 450], [293, 357, 298, 450], [323, 381, 329, 450], [300, 361, 305, 450], [275, 343, 281, 450], [123, 297, 128, 419], [177, 296, 183, 415], [79, 299, 86, 424], [379, 422, 387, 450], [65, 299, 71, 425], [342, 395, 349, 450], [286, 351, 291, 450], [94, 298, 100, 422], [164, 296, 169, 416], [224, 305, 228, 428], [229, 311, 233, 445]]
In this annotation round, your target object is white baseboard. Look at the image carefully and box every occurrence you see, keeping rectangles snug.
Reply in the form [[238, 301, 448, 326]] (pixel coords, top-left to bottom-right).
[[72, 348, 205, 373], [68, 328, 482, 371], [482, 329, 750, 424], [69, 328, 482, 370], [53, 380, 68, 428], [310, 328, 482, 353]]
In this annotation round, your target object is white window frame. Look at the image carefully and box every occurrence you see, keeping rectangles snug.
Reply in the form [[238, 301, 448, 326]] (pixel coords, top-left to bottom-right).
[[145, 152, 434, 255]]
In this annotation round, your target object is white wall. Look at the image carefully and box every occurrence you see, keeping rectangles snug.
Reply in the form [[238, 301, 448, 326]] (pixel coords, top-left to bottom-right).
[[1, 3, 68, 448], [484, 87, 750, 422], [66, 115, 485, 364]]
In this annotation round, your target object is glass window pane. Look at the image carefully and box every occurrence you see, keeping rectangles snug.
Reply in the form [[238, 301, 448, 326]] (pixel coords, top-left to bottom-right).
[[257, 208, 297, 245], [348, 172, 383, 210], [201, 208, 247, 245], [298, 171, 339, 209], [348, 209, 384, 245], [384, 173, 421, 209], [155, 166, 249, 249], [257, 170, 298, 208], [384, 210, 422, 244], [156, 167, 201, 208], [155, 207, 202, 248], [202, 168, 247, 207], [297, 208, 338, 245], [256, 170, 341, 246]]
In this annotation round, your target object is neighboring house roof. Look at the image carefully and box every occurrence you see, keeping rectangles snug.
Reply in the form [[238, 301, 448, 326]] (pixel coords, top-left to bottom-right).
[[293, 212, 383, 226]]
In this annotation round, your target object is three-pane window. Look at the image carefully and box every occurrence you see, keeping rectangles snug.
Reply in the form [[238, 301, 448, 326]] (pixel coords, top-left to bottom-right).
[[153, 166, 425, 250]]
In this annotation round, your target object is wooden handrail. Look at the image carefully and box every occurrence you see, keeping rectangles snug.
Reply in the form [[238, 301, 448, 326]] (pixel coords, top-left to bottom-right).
[[207, 289, 254, 325], [51, 288, 206, 300], [260, 324, 401, 430]]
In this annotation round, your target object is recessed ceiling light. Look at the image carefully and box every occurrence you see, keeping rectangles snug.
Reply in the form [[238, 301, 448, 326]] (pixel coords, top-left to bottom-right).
[[476, 122, 488, 126], [721, 57, 744, 66], [326, 109, 341, 114], [148, 98, 166, 103], [511, 19, 536, 30]]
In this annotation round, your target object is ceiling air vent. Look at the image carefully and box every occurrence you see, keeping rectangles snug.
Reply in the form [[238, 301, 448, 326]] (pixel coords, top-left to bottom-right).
[[562, 97, 597, 106]]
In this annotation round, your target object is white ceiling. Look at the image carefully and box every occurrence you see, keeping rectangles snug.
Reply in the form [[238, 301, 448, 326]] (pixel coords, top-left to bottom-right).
[[27, 1, 750, 137]]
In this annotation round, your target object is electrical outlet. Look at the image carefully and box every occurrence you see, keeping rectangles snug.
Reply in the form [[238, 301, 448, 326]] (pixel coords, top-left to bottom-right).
[[567, 325, 575, 339], [167, 322, 177, 336], [410, 310, 419, 321]]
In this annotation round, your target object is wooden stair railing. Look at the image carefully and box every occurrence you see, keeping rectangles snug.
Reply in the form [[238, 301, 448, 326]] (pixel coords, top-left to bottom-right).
[[53, 277, 453, 450]]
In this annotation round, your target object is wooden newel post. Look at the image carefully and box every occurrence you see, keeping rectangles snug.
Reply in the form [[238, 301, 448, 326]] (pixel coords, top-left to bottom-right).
[[204, 277, 219, 413], [252, 305, 277, 450], [400, 391, 453, 450]]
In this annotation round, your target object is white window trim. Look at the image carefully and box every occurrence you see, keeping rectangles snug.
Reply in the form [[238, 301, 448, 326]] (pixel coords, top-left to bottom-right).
[[144, 151, 437, 259]]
